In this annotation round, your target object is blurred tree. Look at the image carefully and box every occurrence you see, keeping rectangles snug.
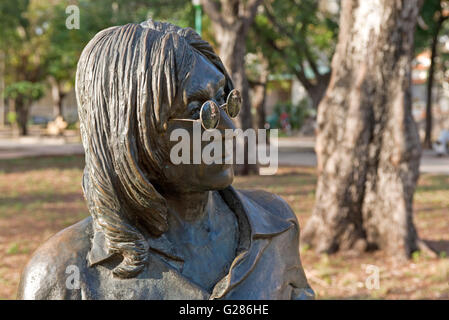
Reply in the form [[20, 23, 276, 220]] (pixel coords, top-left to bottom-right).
[[4, 81, 45, 135], [45, 1, 82, 118], [0, 0, 52, 135], [0, 0, 19, 126], [0, 0, 194, 131], [302, 0, 427, 259], [252, 0, 339, 110], [245, 52, 269, 130], [201, 0, 263, 175], [246, 18, 276, 131], [0, 52, 5, 127], [415, 0, 449, 148]]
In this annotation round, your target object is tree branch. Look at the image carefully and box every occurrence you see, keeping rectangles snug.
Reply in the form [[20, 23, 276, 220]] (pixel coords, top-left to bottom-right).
[[293, 67, 314, 91], [200, 0, 228, 28], [264, 3, 305, 54], [263, 34, 313, 90], [301, 27, 321, 80], [264, 1, 323, 81], [242, 0, 264, 31]]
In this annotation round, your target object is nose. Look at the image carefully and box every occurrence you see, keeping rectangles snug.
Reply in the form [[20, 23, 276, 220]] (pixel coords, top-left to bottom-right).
[[216, 107, 236, 131]]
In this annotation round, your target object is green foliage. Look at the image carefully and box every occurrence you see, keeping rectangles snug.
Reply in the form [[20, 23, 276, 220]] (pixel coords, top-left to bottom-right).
[[415, 0, 445, 53], [0, 0, 196, 89], [0, 0, 30, 50], [6, 112, 17, 125], [4, 81, 45, 102], [0, 0, 53, 85], [45, 0, 195, 92], [66, 122, 79, 130], [412, 251, 421, 263], [248, 0, 339, 79], [0, 0, 195, 132], [270, 98, 311, 130], [6, 242, 20, 255]]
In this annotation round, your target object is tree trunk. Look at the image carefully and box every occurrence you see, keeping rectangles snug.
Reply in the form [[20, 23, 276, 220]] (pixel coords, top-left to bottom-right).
[[424, 15, 445, 149], [308, 72, 331, 110], [251, 57, 269, 130], [50, 77, 64, 118], [0, 51, 5, 128], [219, 28, 253, 131], [253, 82, 267, 130], [251, 59, 269, 146], [218, 27, 258, 175], [293, 69, 331, 111], [201, 0, 263, 175], [302, 0, 423, 259], [208, 20, 259, 175], [16, 97, 29, 136]]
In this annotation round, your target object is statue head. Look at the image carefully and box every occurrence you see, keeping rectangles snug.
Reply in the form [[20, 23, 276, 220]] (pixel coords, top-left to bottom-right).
[[75, 20, 235, 278]]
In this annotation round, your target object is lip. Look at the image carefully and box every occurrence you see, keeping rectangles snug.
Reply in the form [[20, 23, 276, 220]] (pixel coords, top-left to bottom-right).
[[210, 148, 232, 164]]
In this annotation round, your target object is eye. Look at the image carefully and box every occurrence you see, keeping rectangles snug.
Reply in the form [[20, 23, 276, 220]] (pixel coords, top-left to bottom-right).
[[188, 101, 202, 119], [215, 88, 226, 105]]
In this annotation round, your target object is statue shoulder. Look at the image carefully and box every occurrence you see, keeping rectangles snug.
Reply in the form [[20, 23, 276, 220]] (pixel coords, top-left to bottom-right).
[[17, 217, 93, 300], [237, 189, 299, 226]]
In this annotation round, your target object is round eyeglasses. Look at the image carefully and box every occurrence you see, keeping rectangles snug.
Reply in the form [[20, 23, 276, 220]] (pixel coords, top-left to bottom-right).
[[170, 89, 242, 130]]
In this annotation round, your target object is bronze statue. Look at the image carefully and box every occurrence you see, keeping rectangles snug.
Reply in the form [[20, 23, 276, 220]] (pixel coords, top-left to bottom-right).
[[17, 20, 313, 300]]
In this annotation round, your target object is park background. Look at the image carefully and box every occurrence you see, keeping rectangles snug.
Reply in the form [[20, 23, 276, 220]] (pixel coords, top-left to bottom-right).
[[0, 0, 449, 299]]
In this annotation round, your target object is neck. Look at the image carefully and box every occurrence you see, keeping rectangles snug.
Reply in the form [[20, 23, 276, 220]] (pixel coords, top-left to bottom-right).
[[164, 190, 211, 223]]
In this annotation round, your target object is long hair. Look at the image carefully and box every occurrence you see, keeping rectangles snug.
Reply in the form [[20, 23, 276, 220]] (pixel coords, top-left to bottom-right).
[[76, 20, 232, 278]]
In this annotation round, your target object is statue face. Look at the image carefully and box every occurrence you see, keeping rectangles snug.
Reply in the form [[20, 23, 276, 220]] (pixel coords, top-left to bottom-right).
[[160, 54, 235, 193]]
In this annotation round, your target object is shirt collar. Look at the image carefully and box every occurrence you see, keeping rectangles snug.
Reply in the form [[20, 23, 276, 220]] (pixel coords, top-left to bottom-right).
[[88, 185, 294, 270]]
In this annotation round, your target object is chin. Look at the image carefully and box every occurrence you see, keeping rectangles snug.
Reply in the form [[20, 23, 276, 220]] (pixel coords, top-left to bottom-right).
[[203, 164, 234, 190]]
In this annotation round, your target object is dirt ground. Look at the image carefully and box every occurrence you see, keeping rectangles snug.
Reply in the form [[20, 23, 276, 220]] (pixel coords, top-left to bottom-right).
[[0, 156, 448, 299]]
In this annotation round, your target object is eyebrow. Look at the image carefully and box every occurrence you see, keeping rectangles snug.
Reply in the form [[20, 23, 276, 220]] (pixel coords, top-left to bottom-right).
[[187, 77, 226, 104]]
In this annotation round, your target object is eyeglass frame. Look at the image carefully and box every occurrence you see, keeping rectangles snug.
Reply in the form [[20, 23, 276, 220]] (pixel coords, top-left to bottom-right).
[[169, 88, 241, 130]]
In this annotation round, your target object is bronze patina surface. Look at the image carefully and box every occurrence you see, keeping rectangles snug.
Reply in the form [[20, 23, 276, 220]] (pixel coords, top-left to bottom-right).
[[17, 20, 313, 300]]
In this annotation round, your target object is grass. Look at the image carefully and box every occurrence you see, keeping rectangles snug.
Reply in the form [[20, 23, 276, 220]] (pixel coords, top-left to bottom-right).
[[0, 155, 448, 299]]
